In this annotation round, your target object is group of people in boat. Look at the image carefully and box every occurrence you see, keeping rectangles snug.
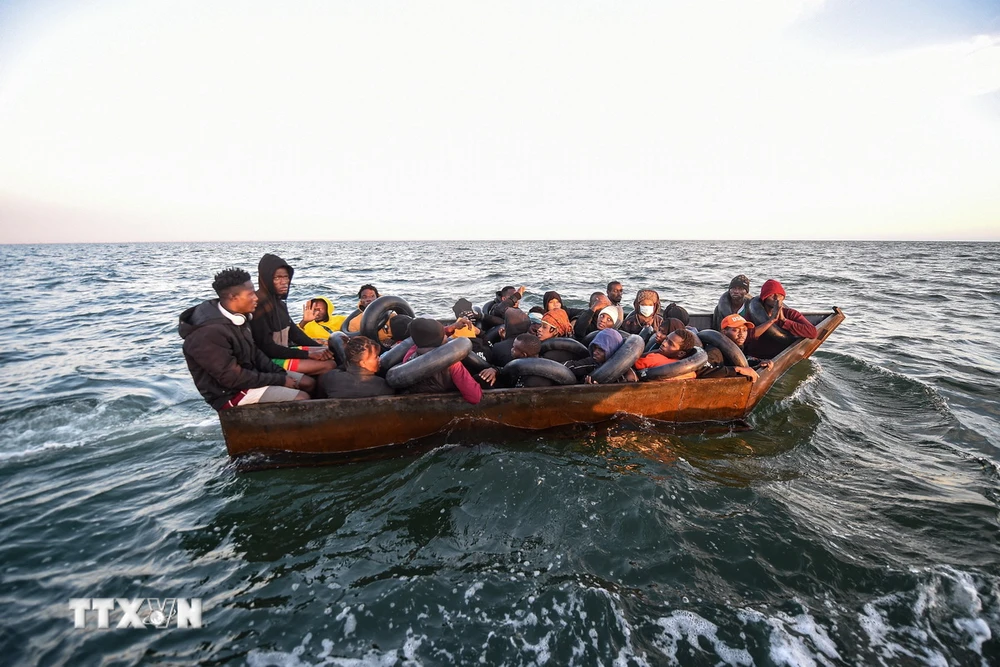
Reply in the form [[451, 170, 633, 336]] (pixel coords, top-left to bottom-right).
[[179, 253, 818, 411]]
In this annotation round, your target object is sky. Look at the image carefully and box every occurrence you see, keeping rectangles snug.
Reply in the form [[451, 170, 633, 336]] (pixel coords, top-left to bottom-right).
[[0, 0, 999, 243]]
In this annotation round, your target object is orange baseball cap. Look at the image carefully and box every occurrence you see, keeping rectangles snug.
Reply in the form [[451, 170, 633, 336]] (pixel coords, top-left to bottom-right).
[[721, 313, 754, 329]]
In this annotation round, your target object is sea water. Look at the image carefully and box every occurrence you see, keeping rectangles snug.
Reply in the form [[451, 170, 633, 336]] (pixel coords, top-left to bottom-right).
[[1, 240, 998, 665]]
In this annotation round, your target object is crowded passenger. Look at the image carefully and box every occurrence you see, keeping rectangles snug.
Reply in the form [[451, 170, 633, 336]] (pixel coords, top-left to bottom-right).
[[621, 289, 662, 334], [251, 254, 336, 376], [341, 284, 380, 333], [573, 292, 618, 341], [489, 308, 531, 366], [179, 267, 314, 410], [298, 297, 346, 342], [712, 274, 751, 330], [565, 328, 638, 384], [606, 281, 625, 324], [634, 328, 701, 380], [400, 318, 482, 404], [316, 336, 394, 399], [477, 333, 552, 388], [745, 279, 818, 358], [714, 313, 774, 373]]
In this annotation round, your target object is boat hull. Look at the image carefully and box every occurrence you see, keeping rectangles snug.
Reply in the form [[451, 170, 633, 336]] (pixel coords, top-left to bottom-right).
[[219, 308, 845, 461]]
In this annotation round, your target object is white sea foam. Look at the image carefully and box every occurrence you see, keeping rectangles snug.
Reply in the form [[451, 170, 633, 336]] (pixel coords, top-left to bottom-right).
[[653, 610, 752, 666]]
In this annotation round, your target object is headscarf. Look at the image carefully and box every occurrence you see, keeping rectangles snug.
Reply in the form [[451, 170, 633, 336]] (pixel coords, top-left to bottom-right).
[[541, 308, 572, 336], [632, 289, 661, 321]]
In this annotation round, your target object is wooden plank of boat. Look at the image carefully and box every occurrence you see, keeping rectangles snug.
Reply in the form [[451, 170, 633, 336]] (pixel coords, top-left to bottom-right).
[[219, 307, 845, 461]]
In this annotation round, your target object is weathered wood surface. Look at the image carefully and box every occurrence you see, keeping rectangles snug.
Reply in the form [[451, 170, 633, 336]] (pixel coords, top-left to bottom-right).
[[219, 308, 845, 459]]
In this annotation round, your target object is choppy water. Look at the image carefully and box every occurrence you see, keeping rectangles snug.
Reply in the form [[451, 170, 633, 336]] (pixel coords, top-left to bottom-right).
[[1, 240, 999, 666]]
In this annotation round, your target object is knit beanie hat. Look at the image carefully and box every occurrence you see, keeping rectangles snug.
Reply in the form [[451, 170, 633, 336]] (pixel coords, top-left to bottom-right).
[[729, 274, 751, 291], [389, 314, 413, 341], [409, 318, 445, 348], [760, 279, 786, 301], [598, 306, 620, 327]]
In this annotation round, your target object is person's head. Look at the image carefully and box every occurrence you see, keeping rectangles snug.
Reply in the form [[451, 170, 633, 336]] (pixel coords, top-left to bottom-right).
[[606, 281, 623, 305], [257, 253, 294, 299], [654, 317, 687, 343], [659, 328, 698, 359], [213, 268, 257, 314], [597, 306, 619, 330], [589, 291, 610, 309], [527, 309, 544, 336], [346, 335, 381, 372], [633, 289, 660, 321], [389, 314, 413, 342], [720, 313, 755, 348], [309, 298, 330, 322], [590, 328, 623, 365], [728, 275, 751, 302], [662, 303, 689, 326], [760, 279, 786, 310], [512, 333, 541, 360], [358, 285, 379, 310], [543, 291, 563, 312], [452, 298, 475, 320], [539, 309, 570, 340], [498, 286, 520, 304], [500, 308, 530, 340], [409, 318, 446, 349]]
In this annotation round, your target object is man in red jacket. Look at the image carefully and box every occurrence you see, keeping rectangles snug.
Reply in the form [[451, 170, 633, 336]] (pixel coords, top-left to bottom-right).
[[745, 279, 817, 359]]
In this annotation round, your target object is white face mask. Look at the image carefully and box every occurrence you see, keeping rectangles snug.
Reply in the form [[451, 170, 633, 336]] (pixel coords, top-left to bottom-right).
[[639, 305, 655, 317]]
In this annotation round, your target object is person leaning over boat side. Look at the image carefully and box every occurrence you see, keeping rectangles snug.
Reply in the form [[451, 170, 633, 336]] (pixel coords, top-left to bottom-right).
[[487, 285, 527, 324], [573, 292, 618, 341], [621, 289, 662, 334], [400, 318, 482, 404], [711, 274, 751, 330], [634, 328, 701, 380], [316, 336, 394, 399], [298, 297, 347, 343], [747, 279, 818, 359], [565, 328, 637, 384], [251, 253, 336, 376], [179, 267, 313, 410]]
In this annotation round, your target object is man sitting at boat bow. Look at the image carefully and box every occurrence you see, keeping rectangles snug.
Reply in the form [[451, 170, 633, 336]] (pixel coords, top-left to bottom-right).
[[179, 267, 314, 410]]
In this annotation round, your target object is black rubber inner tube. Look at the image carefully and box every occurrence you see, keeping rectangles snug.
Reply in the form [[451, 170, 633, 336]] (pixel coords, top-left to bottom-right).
[[360, 296, 416, 343], [500, 357, 577, 386], [484, 325, 503, 345], [644, 335, 661, 354], [638, 325, 655, 342], [386, 337, 472, 389], [746, 297, 792, 342], [637, 347, 709, 381], [462, 350, 493, 375], [696, 329, 748, 367], [583, 329, 601, 346], [590, 334, 644, 384], [540, 337, 589, 359], [327, 331, 350, 368], [339, 308, 362, 333], [377, 337, 413, 375]]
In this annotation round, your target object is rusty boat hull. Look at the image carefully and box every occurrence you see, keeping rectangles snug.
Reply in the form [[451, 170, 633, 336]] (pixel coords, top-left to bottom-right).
[[219, 308, 845, 463]]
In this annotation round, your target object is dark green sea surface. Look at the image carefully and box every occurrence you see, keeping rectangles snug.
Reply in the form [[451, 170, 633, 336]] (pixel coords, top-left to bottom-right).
[[1, 241, 998, 665]]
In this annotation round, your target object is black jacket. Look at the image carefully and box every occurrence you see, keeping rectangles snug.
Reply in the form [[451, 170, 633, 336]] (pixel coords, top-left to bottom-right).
[[251, 253, 317, 360], [179, 299, 287, 410], [317, 367, 394, 399]]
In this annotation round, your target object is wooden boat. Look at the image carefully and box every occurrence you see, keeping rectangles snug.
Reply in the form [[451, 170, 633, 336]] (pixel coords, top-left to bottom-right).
[[219, 308, 845, 465]]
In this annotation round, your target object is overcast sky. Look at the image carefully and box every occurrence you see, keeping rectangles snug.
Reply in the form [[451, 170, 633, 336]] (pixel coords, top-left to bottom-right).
[[1, 0, 998, 243]]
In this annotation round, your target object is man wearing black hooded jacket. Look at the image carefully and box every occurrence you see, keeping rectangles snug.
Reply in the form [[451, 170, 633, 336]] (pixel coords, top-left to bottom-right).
[[250, 253, 336, 376], [179, 267, 314, 410]]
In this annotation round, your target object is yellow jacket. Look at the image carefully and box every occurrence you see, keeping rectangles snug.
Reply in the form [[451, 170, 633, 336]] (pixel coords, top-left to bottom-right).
[[300, 297, 347, 340]]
